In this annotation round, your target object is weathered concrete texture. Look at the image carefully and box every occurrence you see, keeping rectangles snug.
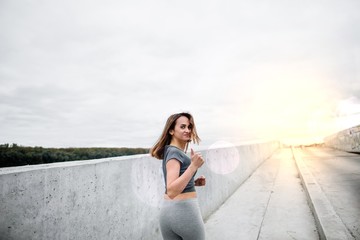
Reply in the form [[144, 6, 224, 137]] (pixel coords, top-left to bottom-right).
[[324, 125, 360, 152], [0, 155, 164, 240], [293, 148, 353, 240], [295, 147, 360, 240], [0, 141, 279, 240], [205, 148, 319, 240], [199, 141, 280, 220]]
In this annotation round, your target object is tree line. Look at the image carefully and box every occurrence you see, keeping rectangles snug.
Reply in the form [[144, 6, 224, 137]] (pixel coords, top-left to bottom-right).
[[0, 143, 150, 168]]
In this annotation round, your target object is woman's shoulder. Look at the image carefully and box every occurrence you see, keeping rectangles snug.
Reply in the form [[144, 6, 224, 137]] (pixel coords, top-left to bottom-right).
[[164, 145, 186, 160], [165, 145, 181, 154]]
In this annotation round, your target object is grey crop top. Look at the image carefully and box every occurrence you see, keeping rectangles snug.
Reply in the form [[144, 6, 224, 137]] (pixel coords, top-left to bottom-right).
[[162, 145, 196, 194]]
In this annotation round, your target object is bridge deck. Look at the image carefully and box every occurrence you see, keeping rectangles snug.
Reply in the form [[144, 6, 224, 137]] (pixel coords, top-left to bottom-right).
[[205, 147, 360, 240], [298, 147, 360, 239]]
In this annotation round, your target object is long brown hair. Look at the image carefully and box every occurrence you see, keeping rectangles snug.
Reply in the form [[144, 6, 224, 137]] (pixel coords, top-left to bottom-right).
[[150, 112, 201, 159]]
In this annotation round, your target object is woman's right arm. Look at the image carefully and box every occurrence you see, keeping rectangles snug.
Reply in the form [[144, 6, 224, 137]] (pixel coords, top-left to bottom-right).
[[165, 149, 204, 199]]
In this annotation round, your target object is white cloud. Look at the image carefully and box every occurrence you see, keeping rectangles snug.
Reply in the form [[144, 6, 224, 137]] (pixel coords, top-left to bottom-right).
[[0, 0, 359, 147]]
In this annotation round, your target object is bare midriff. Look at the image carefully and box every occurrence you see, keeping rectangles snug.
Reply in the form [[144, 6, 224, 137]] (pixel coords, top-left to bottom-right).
[[164, 191, 197, 200]]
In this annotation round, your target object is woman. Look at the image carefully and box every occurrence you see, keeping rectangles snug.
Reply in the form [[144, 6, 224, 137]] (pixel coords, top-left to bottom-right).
[[150, 112, 206, 240]]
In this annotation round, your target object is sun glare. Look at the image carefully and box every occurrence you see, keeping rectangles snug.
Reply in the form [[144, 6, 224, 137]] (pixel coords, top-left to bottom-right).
[[227, 67, 352, 146]]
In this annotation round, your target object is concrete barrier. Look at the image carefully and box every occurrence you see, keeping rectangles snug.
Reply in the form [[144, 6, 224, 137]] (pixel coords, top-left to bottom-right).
[[324, 125, 360, 152], [0, 141, 279, 240]]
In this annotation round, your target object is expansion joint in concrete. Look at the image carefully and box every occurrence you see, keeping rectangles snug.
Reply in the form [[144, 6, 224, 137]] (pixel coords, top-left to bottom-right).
[[256, 163, 280, 240]]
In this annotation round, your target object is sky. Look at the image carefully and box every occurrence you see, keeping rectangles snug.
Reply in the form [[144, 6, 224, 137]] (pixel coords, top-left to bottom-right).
[[1, 0, 360, 148]]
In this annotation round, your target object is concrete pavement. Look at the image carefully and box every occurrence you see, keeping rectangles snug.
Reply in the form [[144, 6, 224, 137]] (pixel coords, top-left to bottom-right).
[[295, 147, 359, 240], [205, 148, 319, 240]]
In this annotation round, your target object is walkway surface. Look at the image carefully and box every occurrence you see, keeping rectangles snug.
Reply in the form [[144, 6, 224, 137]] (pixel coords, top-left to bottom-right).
[[204, 147, 360, 240], [205, 148, 319, 240], [298, 147, 360, 239]]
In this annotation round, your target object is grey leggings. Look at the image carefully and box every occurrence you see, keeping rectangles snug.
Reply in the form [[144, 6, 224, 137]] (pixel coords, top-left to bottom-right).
[[159, 198, 205, 240]]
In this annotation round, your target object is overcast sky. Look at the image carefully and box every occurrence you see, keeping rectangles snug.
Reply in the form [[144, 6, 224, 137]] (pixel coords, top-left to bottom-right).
[[1, 0, 359, 148]]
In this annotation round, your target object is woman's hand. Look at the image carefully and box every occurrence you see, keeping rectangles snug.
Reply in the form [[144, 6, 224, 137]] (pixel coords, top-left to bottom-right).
[[195, 175, 206, 186], [190, 148, 205, 169]]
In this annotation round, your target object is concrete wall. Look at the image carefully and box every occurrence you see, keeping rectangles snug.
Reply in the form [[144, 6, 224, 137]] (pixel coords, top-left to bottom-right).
[[0, 141, 279, 240], [324, 125, 360, 152]]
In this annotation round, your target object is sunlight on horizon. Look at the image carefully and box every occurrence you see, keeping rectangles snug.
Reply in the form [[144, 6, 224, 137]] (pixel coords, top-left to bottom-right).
[[226, 68, 360, 146]]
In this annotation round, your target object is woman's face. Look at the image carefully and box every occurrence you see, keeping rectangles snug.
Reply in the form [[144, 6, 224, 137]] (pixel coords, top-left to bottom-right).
[[170, 116, 192, 143]]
